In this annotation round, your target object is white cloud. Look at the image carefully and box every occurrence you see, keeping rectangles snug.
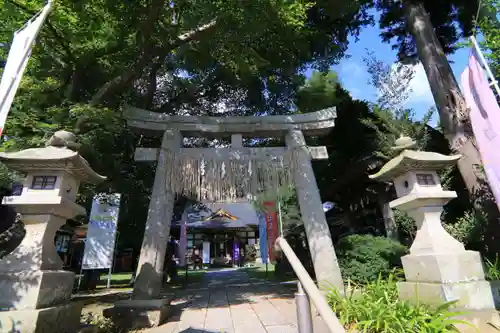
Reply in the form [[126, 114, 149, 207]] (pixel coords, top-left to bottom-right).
[[336, 59, 377, 101], [348, 88, 363, 100], [407, 63, 434, 105], [339, 60, 364, 78]]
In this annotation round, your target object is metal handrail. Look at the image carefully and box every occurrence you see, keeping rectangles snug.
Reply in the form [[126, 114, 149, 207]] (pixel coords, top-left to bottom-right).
[[275, 236, 346, 333]]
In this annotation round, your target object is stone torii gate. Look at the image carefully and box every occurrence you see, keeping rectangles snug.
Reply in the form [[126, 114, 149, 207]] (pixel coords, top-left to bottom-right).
[[121, 106, 343, 324]]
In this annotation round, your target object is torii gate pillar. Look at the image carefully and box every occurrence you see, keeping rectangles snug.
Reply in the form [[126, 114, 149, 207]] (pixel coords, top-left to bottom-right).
[[133, 129, 182, 299], [286, 129, 344, 292]]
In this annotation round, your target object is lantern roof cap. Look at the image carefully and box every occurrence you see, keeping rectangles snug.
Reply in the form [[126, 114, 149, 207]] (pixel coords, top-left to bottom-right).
[[369, 149, 461, 181], [0, 131, 106, 184]]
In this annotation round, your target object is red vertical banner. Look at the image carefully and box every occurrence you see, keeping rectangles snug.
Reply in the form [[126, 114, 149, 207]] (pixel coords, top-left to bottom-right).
[[263, 201, 279, 263]]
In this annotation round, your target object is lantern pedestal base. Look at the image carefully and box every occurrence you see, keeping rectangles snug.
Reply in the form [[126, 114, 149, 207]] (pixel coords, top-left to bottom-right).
[[0, 303, 82, 333], [398, 280, 495, 310], [0, 270, 75, 310], [103, 299, 172, 330]]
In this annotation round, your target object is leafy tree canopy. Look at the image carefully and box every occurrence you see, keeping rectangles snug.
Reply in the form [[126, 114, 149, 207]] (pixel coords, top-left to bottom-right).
[[477, 0, 499, 82], [0, 0, 373, 250], [371, 0, 481, 60]]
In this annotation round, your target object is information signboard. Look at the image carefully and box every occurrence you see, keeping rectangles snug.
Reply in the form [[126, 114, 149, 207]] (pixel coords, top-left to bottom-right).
[[81, 193, 121, 270]]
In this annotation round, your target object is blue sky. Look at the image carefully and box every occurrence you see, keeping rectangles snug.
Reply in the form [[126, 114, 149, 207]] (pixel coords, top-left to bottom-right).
[[307, 20, 472, 124]]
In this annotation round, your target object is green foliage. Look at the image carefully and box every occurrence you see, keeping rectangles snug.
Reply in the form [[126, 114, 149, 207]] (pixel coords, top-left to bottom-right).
[[302, 70, 382, 220], [363, 50, 415, 111], [374, 0, 480, 60], [395, 209, 490, 254], [244, 244, 258, 263], [484, 257, 500, 281], [80, 312, 121, 333], [0, 0, 374, 252], [394, 209, 417, 245], [362, 106, 433, 160], [336, 234, 408, 283], [327, 272, 474, 332], [477, 0, 499, 83], [443, 210, 487, 249], [0, 163, 22, 189], [295, 71, 340, 113]]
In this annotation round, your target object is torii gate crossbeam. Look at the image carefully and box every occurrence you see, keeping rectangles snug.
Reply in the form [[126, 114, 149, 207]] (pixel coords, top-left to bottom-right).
[[124, 106, 344, 322]]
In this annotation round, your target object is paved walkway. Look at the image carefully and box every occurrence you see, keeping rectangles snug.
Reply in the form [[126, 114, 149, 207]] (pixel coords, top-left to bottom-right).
[[148, 269, 330, 333]]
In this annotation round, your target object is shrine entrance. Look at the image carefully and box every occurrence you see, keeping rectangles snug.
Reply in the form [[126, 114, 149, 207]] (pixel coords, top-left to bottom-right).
[[126, 105, 343, 300], [174, 200, 261, 269]]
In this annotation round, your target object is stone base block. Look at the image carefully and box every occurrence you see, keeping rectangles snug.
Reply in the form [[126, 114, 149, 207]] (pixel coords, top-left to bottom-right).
[[103, 299, 171, 330], [401, 251, 486, 283], [0, 270, 75, 310], [453, 310, 500, 333], [0, 302, 82, 333], [398, 280, 495, 310], [489, 280, 500, 309]]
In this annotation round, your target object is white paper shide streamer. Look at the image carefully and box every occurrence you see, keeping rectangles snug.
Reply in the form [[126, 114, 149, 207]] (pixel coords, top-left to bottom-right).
[[164, 147, 300, 202]]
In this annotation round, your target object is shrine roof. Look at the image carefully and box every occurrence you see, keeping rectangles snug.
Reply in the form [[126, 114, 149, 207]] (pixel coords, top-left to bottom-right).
[[124, 105, 336, 138], [173, 218, 258, 229], [0, 146, 106, 184], [369, 150, 461, 181], [172, 201, 260, 229]]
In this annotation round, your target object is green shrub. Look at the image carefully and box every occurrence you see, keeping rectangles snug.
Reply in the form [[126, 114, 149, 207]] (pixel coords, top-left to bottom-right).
[[327, 272, 475, 332], [484, 256, 500, 281], [394, 209, 417, 245], [443, 210, 487, 252], [336, 234, 407, 283]]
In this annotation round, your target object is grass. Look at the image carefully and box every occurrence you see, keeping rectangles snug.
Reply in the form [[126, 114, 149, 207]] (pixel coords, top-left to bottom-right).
[[74, 268, 208, 291], [73, 272, 133, 292], [327, 272, 476, 333], [97, 273, 132, 289], [243, 263, 297, 282], [176, 267, 207, 285]]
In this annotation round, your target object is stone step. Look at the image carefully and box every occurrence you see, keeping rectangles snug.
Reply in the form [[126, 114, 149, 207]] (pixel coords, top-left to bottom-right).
[[102, 298, 173, 331]]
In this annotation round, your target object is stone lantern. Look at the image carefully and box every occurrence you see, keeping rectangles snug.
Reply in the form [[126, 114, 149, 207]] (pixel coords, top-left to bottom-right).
[[370, 135, 497, 328], [0, 131, 105, 333]]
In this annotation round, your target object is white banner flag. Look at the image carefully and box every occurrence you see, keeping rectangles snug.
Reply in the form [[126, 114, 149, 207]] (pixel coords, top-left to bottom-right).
[[0, 2, 52, 136], [82, 193, 121, 270]]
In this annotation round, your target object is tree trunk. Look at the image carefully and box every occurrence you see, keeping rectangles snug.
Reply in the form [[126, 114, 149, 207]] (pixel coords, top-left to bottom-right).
[[378, 193, 399, 241], [404, 2, 500, 255]]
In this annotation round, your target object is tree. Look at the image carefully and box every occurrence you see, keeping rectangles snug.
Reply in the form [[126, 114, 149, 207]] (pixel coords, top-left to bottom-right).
[[362, 52, 477, 244], [296, 70, 392, 239], [372, 0, 500, 252], [297, 63, 463, 246], [0, 0, 374, 252], [363, 50, 415, 111]]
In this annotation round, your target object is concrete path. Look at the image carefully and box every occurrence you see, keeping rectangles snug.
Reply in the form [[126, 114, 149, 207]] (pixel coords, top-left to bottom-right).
[[147, 269, 330, 333]]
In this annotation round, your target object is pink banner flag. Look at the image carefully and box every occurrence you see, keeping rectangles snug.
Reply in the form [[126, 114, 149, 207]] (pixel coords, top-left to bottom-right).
[[461, 50, 500, 209]]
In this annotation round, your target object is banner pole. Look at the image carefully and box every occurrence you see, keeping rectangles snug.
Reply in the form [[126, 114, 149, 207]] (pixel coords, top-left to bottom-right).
[[278, 201, 283, 237], [77, 266, 84, 292], [470, 36, 500, 97], [0, 2, 53, 112]]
